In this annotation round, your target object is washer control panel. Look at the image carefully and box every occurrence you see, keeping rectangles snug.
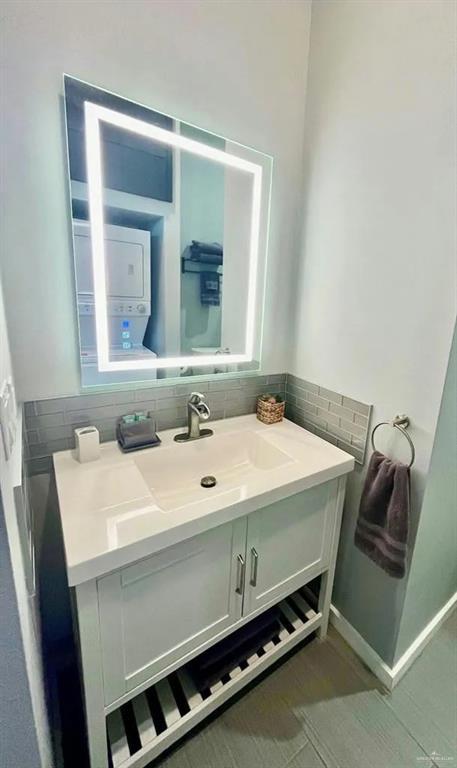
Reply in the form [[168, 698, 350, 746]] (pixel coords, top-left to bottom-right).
[[78, 300, 151, 316]]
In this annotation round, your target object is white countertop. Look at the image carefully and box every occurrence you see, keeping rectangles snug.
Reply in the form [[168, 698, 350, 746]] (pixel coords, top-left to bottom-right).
[[54, 415, 354, 586]]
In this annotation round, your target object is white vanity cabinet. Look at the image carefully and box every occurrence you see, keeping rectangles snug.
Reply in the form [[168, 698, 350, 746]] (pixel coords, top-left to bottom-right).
[[97, 518, 247, 705], [243, 480, 338, 617], [96, 480, 338, 708]]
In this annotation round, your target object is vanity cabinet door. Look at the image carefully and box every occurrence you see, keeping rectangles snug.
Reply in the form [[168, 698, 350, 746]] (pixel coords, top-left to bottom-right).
[[98, 517, 247, 705], [243, 480, 338, 617]]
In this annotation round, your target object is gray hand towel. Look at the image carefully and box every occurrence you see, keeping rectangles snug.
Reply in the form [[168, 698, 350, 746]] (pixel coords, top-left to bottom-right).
[[354, 450, 410, 578]]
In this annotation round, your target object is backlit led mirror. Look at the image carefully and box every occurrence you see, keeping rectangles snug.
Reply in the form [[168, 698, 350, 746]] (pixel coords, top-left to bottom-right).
[[63, 76, 272, 387]]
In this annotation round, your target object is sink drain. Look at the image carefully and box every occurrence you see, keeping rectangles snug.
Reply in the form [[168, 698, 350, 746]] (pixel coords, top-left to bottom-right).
[[201, 475, 217, 488]]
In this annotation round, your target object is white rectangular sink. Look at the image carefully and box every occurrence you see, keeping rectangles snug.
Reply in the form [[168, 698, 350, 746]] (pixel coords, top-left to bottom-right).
[[53, 414, 354, 585], [133, 430, 293, 512]]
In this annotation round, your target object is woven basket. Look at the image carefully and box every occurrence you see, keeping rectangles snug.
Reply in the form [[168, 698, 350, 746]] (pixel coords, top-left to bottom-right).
[[256, 397, 285, 425]]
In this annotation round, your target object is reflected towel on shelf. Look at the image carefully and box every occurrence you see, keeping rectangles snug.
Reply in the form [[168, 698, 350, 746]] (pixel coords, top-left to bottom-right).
[[354, 450, 410, 578], [190, 240, 223, 265], [200, 271, 220, 306]]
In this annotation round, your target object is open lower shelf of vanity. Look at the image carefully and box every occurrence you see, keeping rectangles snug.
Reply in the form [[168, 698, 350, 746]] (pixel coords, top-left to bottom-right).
[[107, 587, 321, 768]]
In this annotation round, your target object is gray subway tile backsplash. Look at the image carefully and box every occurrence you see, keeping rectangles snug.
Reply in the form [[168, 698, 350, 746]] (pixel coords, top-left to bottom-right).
[[318, 386, 343, 405], [24, 428, 39, 445], [354, 412, 369, 427], [266, 374, 286, 384], [23, 371, 371, 474], [287, 374, 318, 394], [37, 425, 73, 443], [313, 427, 338, 446], [304, 391, 331, 410], [27, 411, 65, 430], [340, 417, 366, 437], [328, 401, 355, 421], [316, 407, 340, 426], [337, 439, 365, 464], [26, 438, 70, 459], [205, 392, 227, 409], [209, 377, 242, 391], [155, 408, 188, 431], [24, 401, 37, 418], [174, 382, 209, 397], [63, 403, 128, 425], [26, 456, 53, 476], [155, 396, 188, 411], [285, 373, 372, 465], [148, 385, 182, 400], [341, 395, 371, 417], [239, 376, 265, 388], [329, 423, 353, 443]]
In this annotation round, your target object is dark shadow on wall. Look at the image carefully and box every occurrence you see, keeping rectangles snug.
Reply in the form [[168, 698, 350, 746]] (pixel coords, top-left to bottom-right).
[[33, 468, 88, 767]]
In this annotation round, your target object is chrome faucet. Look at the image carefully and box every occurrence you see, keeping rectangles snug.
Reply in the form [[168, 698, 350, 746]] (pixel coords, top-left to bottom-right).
[[174, 392, 213, 442]]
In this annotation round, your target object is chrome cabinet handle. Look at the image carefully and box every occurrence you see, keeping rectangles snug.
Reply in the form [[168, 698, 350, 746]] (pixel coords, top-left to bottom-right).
[[250, 547, 259, 587], [235, 554, 245, 595]]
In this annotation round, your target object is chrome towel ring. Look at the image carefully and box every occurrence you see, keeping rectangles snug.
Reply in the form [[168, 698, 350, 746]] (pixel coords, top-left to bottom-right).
[[371, 414, 415, 469]]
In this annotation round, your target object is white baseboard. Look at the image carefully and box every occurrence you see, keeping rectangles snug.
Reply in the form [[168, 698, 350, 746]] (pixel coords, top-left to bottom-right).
[[330, 590, 457, 690], [329, 604, 395, 689], [390, 590, 457, 685]]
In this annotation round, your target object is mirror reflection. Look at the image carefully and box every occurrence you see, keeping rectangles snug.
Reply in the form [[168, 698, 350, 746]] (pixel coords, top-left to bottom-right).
[[64, 76, 270, 386]]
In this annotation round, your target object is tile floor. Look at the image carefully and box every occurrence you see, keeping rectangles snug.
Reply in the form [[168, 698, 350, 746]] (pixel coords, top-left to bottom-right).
[[156, 612, 457, 768]]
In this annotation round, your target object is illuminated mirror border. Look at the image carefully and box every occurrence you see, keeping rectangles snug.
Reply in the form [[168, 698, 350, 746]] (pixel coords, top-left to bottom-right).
[[84, 101, 266, 373]]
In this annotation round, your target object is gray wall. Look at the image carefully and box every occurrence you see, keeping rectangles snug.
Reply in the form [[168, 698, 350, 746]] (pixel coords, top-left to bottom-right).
[[0, 275, 51, 767], [0, 491, 41, 768], [394, 324, 457, 661]]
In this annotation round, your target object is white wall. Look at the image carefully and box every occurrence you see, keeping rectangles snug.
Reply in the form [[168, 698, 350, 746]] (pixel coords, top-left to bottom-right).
[[1, 0, 311, 401], [292, 0, 456, 663]]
